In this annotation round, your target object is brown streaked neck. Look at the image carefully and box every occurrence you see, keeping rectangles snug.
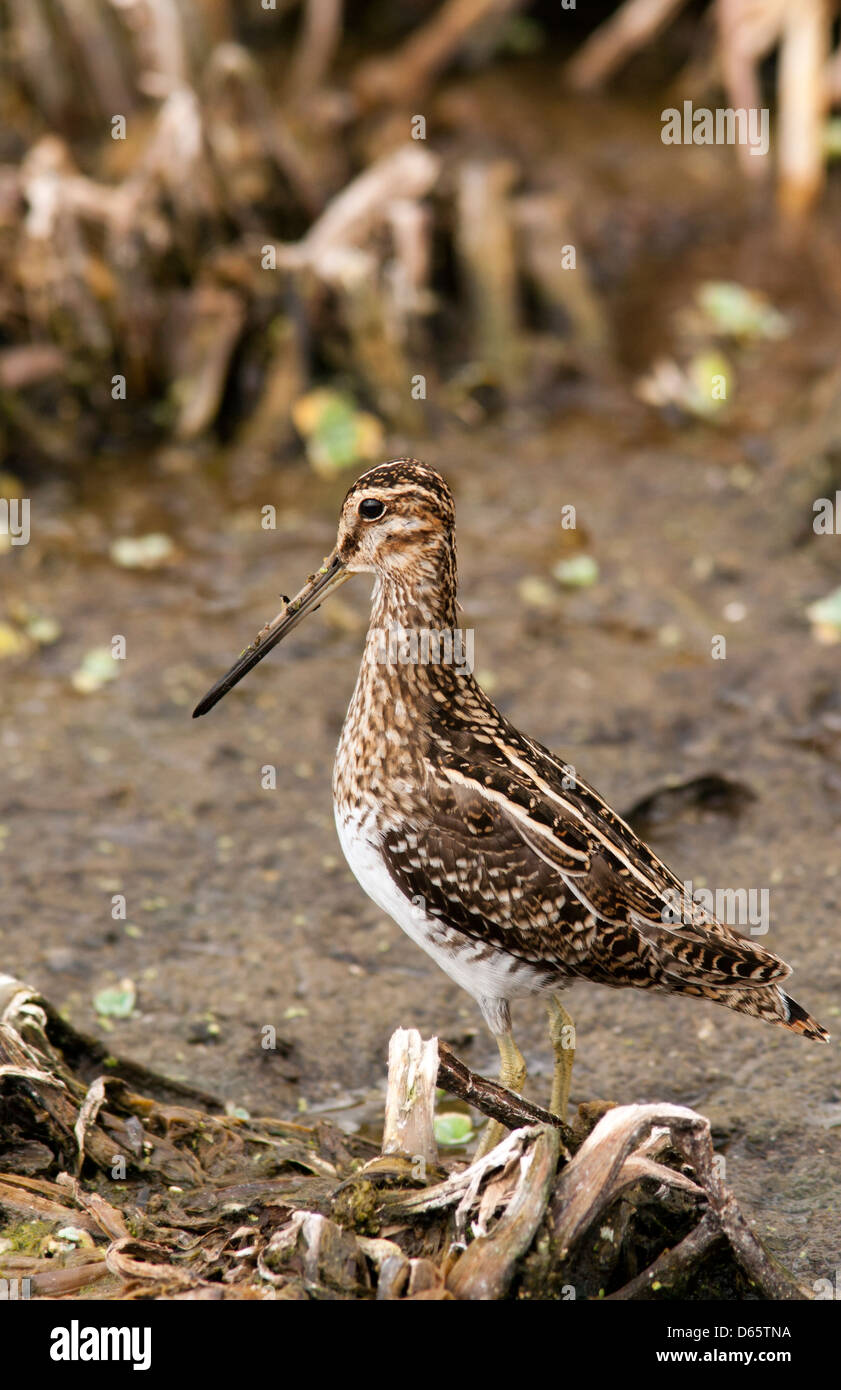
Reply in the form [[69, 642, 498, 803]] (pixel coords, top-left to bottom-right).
[[351, 541, 465, 714], [365, 537, 458, 634]]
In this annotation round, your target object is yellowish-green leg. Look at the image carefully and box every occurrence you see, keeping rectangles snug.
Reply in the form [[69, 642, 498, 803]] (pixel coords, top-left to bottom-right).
[[474, 1029, 527, 1159], [547, 996, 575, 1121]]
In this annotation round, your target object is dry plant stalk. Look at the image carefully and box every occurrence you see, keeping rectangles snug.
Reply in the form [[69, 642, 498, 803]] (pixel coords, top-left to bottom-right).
[[354, 0, 526, 106], [567, 0, 834, 214], [455, 159, 523, 383], [777, 0, 830, 218], [566, 0, 690, 92], [381, 1027, 439, 1167]]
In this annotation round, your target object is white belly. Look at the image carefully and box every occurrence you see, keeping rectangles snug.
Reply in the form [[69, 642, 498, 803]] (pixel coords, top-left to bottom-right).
[[334, 803, 552, 1022]]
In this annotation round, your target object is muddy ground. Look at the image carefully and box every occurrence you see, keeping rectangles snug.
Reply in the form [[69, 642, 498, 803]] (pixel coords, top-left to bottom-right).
[[2, 78, 841, 1289]]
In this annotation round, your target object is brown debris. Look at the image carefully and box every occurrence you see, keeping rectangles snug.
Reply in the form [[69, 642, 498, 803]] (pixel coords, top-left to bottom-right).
[[446, 1125, 561, 1300], [550, 1101, 810, 1300], [0, 979, 816, 1300]]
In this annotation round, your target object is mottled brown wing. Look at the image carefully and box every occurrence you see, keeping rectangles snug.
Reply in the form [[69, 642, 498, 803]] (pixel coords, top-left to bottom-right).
[[379, 737, 790, 993], [379, 764, 599, 976], [512, 732, 791, 986]]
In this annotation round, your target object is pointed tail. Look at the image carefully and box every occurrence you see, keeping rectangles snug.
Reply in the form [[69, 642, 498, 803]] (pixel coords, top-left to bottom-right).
[[671, 979, 830, 1042]]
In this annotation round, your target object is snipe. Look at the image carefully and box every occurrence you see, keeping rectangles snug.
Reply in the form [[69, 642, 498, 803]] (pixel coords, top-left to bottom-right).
[[194, 459, 829, 1154]]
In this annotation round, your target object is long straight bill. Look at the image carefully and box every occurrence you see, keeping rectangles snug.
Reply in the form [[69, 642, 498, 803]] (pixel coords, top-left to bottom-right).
[[192, 552, 348, 717]]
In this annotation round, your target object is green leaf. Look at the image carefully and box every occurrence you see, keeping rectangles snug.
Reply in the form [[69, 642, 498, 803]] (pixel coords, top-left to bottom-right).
[[685, 350, 731, 417], [434, 1111, 474, 1146], [696, 282, 788, 341], [94, 979, 136, 1019], [71, 646, 120, 693], [292, 389, 384, 476], [553, 555, 599, 588], [807, 586, 841, 644]]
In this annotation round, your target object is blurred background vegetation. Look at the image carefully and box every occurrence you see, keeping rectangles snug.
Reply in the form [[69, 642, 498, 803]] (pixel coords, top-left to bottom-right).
[[0, 0, 839, 477]]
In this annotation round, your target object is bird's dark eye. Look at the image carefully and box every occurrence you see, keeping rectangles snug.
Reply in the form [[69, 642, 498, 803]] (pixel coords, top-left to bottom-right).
[[358, 497, 385, 520]]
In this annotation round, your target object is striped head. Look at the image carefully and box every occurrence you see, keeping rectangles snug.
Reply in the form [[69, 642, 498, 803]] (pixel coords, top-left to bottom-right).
[[193, 458, 457, 717], [337, 459, 456, 582]]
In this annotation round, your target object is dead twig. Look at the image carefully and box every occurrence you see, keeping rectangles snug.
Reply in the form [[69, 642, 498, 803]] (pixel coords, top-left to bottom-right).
[[289, 0, 344, 99], [607, 1211, 724, 1299], [74, 1077, 107, 1175], [354, 0, 526, 106], [437, 1039, 568, 1134], [565, 0, 690, 91], [286, 145, 441, 270], [382, 1123, 542, 1220]]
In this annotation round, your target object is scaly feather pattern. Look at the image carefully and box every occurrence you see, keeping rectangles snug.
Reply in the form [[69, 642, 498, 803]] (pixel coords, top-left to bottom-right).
[[331, 460, 828, 1044]]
